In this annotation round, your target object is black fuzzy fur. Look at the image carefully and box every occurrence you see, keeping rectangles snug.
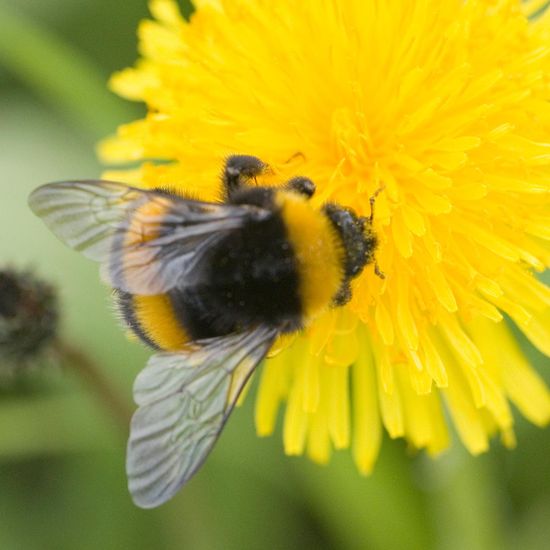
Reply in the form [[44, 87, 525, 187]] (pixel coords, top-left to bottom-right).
[[323, 203, 378, 305], [168, 189, 302, 339], [116, 290, 161, 350]]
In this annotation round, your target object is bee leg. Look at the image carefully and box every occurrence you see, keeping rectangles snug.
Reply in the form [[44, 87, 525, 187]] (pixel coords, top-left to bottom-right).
[[368, 185, 385, 223], [367, 185, 386, 280], [222, 155, 268, 198], [332, 282, 352, 306], [374, 262, 385, 280], [285, 176, 316, 199]]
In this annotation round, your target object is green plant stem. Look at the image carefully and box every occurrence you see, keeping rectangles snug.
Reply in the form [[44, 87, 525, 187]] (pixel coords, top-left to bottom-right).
[[55, 340, 132, 431]]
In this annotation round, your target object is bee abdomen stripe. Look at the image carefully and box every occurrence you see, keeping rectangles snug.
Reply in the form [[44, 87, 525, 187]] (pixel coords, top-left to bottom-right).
[[117, 291, 161, 351], [277, 193, 344, 321]]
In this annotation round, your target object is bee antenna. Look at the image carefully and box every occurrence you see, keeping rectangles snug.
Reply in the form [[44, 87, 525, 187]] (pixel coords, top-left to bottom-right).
[[283, 151, 306, 164]]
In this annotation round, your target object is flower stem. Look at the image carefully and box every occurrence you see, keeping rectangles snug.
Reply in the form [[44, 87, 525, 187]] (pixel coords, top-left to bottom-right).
[[54, 340, 131, 432]]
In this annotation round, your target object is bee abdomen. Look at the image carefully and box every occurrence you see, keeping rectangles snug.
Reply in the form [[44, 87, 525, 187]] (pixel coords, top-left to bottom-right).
[[116, 291, 190, 351]]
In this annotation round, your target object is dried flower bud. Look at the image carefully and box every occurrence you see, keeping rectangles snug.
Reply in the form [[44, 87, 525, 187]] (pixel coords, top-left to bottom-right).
[[0, 269, 58, 369]]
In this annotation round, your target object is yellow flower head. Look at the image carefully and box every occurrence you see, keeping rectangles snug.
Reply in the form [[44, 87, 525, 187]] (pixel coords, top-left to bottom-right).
[[101, 0, 550, 473]]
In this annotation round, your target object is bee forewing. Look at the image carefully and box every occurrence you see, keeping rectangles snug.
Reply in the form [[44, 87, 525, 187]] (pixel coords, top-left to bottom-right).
[[28, 181, 134, 261], [127, 326, 277, 508], [29, 180, 269, 295]]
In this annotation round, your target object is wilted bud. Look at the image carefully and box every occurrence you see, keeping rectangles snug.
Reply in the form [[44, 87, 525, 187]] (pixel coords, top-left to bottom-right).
[[0, 269, 58, 370]]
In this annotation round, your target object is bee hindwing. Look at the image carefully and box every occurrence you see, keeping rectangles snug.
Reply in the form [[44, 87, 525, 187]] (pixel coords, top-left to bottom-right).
[[28, 180, 270, 294], [127, 326, 277, 508]]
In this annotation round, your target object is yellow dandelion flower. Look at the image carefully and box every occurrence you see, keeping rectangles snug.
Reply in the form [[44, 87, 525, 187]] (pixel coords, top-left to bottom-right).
[[100, 0, 550, 473]]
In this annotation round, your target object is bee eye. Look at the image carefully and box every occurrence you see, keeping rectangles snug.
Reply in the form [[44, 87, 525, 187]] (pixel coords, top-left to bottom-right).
[[285, 176, 316, 198], [358, 216, 368, 230]]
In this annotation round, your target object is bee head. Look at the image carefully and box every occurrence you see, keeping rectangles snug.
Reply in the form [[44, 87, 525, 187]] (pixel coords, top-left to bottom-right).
[[323, 204, 378, 280]]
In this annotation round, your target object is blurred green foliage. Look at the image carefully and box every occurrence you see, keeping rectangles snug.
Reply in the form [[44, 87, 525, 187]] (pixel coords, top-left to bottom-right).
[[0, 1, 549, 549]]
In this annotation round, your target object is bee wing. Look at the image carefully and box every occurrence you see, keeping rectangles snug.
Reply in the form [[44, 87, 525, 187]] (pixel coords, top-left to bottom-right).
[[127, 325, 278, 508], [28, 180, 270, 294]]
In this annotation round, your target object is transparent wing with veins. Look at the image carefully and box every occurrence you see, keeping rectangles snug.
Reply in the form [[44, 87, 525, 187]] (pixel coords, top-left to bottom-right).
[[29, 180, 270, 294], [126, 325, 278, 508]]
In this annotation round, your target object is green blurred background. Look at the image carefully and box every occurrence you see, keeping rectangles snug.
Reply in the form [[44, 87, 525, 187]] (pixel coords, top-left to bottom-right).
[[1, 1, 549, 549]]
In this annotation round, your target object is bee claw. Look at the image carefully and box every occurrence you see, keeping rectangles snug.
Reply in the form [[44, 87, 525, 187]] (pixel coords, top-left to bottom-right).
[[374, 262, 385, 280]]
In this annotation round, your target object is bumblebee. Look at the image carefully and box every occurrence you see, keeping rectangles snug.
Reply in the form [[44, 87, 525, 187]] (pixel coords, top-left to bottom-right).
[[29, 155, 380, 508]]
